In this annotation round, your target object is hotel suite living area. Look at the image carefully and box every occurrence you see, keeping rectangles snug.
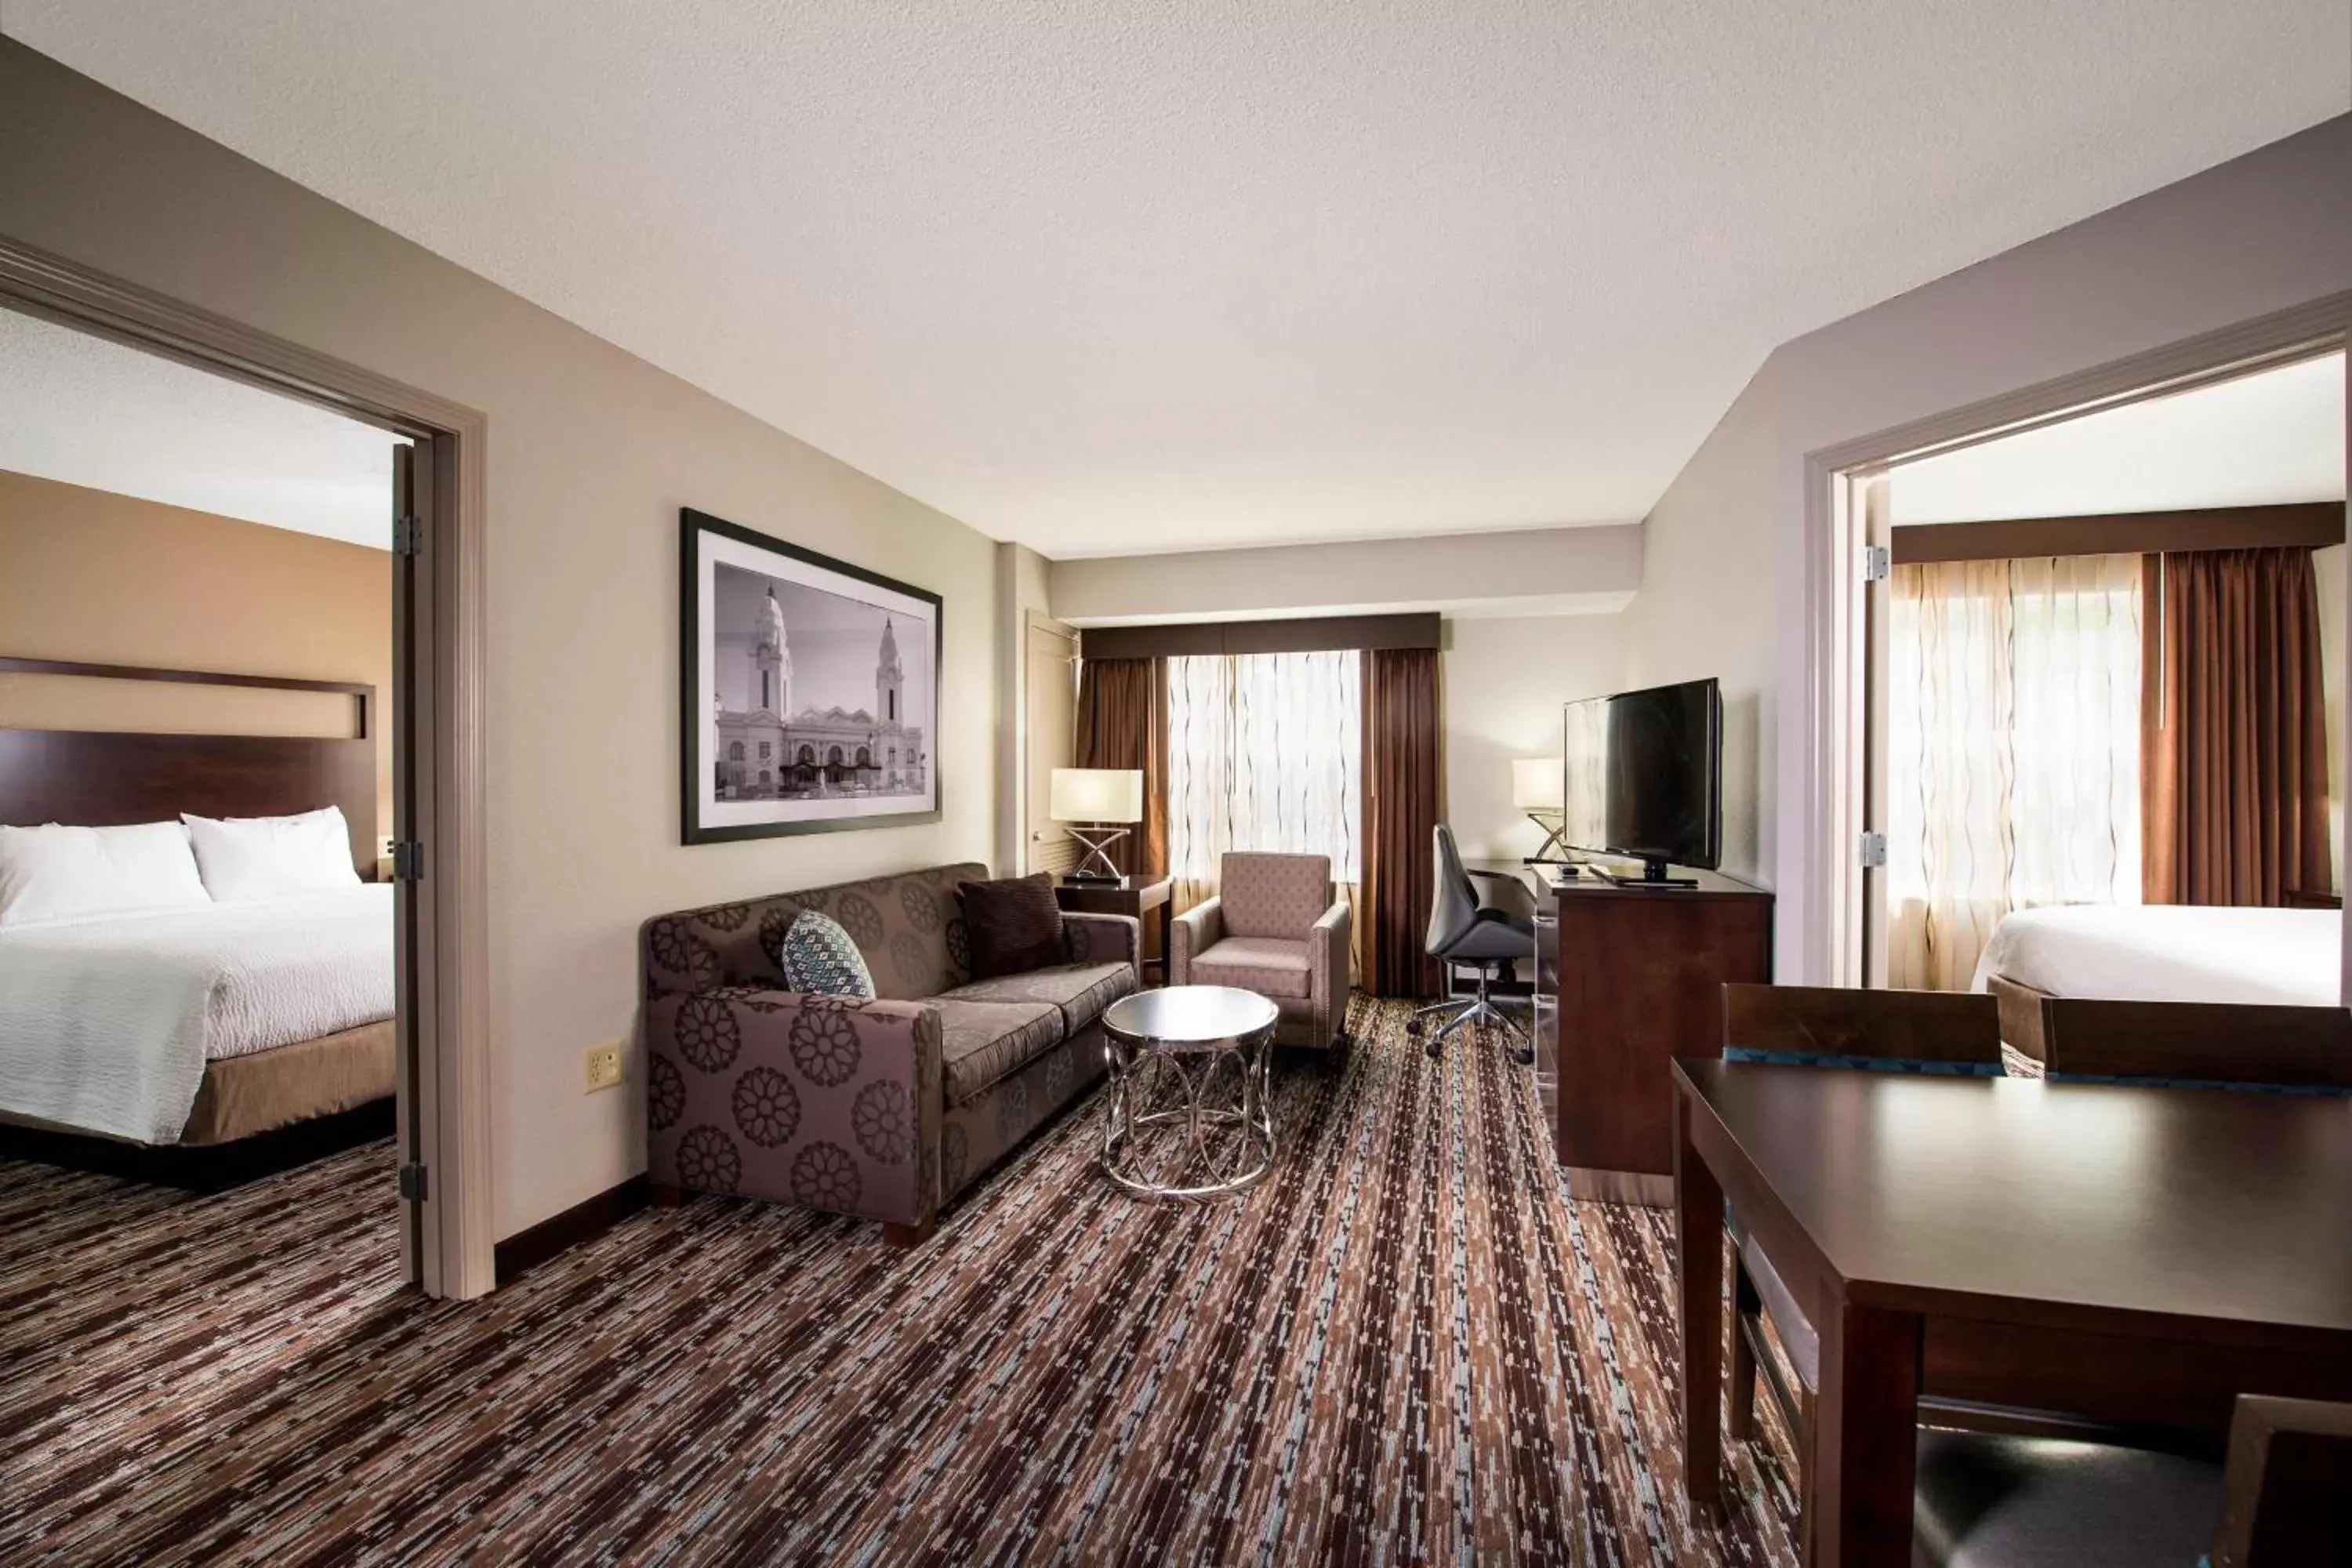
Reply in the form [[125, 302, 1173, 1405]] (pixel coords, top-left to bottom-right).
[[2, 10, 2350, 1566]]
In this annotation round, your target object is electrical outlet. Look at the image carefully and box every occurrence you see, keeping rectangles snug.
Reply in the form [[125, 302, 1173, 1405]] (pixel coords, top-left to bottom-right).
[[583, 1043, 622, 1092]]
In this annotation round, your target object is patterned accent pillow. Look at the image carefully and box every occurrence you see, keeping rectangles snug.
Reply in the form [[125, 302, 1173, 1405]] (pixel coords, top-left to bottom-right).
[[957, 871, 1065, 979], [768, 909, 877, 1000]]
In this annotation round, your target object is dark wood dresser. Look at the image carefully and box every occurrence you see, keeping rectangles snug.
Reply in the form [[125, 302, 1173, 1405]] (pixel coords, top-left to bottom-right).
[[1534, 866, 1773, 1204]]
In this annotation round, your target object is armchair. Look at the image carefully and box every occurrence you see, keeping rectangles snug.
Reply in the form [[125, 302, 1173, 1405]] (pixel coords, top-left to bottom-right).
[[1170, 851, 1350, 1049]]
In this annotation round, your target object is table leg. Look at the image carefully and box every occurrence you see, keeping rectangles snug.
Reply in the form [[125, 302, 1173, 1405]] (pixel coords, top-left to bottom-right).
[[1813, 1298, 1922, 1568], [1675, 1089, 1725, 1512]]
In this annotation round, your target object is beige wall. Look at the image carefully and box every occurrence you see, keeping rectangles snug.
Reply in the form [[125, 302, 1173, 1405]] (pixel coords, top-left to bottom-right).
[[0, 470, 393, 835], [1623, 113, 2352, 980], [0, 41, 1004, 1240], [1441, 614, 1624, 861]]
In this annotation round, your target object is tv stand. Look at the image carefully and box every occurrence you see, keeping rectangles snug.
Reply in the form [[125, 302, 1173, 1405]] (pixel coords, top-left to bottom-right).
[[1594, 856, 1697, 888]]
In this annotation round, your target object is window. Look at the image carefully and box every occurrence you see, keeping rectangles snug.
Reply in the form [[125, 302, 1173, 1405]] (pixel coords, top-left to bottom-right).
[[757, 741, 771, 760], [1166, 650, 1360, 882], [727, 742, 745, 762]]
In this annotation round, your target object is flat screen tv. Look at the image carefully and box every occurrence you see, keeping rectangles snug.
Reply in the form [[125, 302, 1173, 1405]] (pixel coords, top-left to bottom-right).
[[1560, 677, 1722, 884]]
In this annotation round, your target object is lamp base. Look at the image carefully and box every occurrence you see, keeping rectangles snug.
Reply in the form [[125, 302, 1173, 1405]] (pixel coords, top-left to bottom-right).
[[1064, 824, 1131, 881], [1522, 814, 1571, 866]]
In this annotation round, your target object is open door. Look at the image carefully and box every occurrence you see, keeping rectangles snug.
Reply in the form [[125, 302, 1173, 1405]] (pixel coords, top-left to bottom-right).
[[390, 440, 431, 1290], [1860, 475, 1893, 988]]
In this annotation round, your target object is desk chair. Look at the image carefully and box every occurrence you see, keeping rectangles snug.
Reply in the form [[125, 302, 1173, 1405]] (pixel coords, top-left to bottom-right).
[[1408, 825, 1534, 1064]]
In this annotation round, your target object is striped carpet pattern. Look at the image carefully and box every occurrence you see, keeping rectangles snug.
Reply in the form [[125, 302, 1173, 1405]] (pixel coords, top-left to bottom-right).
[[0, 999, 1797, 1566]]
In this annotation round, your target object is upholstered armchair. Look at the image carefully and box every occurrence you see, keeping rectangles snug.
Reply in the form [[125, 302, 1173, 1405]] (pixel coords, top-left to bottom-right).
[[1170, 851, 1350, 1049]]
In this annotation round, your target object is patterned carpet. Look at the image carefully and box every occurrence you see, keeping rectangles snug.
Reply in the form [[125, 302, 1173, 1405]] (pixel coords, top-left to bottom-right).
[[0, 998, 1798, 1566]]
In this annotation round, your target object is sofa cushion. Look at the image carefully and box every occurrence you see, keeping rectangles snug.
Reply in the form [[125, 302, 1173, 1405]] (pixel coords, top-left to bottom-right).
[[767, 909, 877, 1000], [941, 961, 1138, 1036], [1189, 935, 1313, 999], [956, 872, 1066, 978], [932, 998, 1065, 1105]]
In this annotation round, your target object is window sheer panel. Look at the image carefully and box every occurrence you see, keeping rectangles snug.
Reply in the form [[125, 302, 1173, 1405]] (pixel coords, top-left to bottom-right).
[[1166, 651, 1362, 894], [1886, 554, 2141, 992]]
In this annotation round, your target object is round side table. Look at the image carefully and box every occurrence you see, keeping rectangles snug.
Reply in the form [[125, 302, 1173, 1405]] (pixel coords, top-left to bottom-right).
[[1099, 985, 1281, 1200]]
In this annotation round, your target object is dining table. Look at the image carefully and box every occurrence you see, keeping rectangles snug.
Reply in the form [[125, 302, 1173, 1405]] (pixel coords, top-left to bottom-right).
[[1671, 1056, 2352, 1568]]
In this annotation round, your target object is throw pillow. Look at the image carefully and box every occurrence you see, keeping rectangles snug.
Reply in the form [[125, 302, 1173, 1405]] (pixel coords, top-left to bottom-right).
[[958, 872, 1065, 979], [769, 909, 877, 1000]]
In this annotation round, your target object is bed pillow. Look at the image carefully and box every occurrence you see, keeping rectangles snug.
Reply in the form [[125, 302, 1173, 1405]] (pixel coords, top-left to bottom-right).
[[0, 820, 214, 928], [768, 909, 877, 1000], [182, 807, 364, 903]]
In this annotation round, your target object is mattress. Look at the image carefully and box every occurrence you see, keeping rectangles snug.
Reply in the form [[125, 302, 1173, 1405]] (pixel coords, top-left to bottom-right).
[[0, 886, 395, 1145], [1970, 903, 2343, 1008]]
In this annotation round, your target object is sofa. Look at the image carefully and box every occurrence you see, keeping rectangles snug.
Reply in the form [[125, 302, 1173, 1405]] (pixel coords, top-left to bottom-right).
[[641, 862, 1138, 1240], [1170, 851, 1350, 1050]]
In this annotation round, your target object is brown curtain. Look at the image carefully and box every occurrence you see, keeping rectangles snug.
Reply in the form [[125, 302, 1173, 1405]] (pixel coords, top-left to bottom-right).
[[2143, 546, 2332, 906], [1073, 656, 1167, 878], [1360, 648, 1441, 997]]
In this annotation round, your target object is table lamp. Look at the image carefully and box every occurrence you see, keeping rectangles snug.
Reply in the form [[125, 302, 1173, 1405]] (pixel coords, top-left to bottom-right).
[[1050, 768, 1144, 883], [1512, 757, 1570, 865]]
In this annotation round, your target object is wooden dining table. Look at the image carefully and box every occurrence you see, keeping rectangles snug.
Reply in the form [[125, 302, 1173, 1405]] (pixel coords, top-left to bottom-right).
[[1672, 1057, 2352, 1568]]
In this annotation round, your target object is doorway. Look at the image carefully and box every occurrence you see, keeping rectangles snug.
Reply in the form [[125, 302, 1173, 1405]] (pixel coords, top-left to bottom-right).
[[0, 234, 494, 1297]]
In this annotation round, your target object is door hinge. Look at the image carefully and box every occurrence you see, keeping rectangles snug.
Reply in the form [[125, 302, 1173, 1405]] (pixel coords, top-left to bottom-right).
[[397, 1162, 430, 1202], [394, 512, 423, 557], [1860, 545, 1890, 583], [390, 840, 426, 882], [1857, 831, 1889, 869]]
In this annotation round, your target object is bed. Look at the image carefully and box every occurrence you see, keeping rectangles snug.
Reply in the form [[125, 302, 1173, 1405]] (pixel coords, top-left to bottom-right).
[[0, 655, 394, 1150], [1970, 903, 2344, 1062]]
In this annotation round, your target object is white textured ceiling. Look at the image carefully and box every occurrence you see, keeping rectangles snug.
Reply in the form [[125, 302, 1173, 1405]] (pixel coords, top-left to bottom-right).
[[0, 307, 401, 548], [10, 3, 2347, 558], [1891, 352, 2347, 524]]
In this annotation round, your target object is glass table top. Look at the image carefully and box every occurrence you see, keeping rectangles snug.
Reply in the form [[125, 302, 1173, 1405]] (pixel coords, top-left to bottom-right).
[[1103, 985, 1279, 1045]]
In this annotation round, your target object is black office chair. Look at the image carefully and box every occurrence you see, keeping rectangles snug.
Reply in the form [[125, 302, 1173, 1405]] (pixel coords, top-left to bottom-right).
[[1407, 824, 1535, 1064]]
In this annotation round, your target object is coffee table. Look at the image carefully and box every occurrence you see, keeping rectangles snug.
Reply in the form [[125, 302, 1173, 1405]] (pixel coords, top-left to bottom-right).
[[1099, 985, 1280, 1200]]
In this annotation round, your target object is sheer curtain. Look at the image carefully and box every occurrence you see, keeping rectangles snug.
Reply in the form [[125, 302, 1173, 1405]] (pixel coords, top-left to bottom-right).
[[1887, 553, 2142, 990], [1165, 651, 1361, 940]]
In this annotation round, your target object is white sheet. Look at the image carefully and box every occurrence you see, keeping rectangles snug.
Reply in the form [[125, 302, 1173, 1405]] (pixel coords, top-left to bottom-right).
[[0, 885, 394, 1145], [1970, 903, 2343, 1007]]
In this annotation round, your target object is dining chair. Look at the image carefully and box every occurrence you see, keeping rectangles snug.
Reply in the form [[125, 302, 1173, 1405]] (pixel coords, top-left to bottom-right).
[[1912, 1392, 2352, 1567], [2038, 997, 2352, 1092], [1717, 982, 2004, 1552]]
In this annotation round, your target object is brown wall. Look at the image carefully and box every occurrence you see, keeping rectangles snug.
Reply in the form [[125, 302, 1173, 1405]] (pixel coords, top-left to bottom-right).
[[0, 469, 392, 837]]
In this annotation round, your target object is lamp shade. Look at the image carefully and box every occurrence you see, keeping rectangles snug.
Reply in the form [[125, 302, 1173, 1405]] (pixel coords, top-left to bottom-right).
[[1512, 757, 1564, 811], [1049, 767, 1143, 823]]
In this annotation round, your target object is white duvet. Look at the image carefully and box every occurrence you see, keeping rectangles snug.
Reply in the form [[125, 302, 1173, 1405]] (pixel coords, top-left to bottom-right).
[[1971, 902, 2343, 1008], [0, 885, 394, 1145]]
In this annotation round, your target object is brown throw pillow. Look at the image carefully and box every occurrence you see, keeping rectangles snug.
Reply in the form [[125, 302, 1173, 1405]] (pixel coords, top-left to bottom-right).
[[958, 872, 1065, 978]]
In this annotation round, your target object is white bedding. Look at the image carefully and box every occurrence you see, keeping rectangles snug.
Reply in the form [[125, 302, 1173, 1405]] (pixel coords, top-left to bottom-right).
[[0, 885, 394, 1145], [1970, 903, 2343, 1007]]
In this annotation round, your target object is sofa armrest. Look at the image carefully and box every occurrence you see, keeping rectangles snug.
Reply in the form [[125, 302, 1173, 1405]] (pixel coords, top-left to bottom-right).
[[1311, 901, 1352, 1043], [1063, 911, 1141, 971], [645, 985, 943, 1228], [1171, 897, 1224, 984]]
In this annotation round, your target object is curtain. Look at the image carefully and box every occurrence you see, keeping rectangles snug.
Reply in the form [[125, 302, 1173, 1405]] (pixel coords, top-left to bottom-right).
[[2143, 546, 2332, 906], [1165, 652, 1362, 938], [1073, 656, 1167, 877], [1360, 647, 1441, 998], [1886, 554, 2142, 991]]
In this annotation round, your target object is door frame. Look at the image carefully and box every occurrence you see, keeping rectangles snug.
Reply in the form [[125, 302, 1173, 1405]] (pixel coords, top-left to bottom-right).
[[0, 233, 496, 1298], [1802, 290, 2352, 989]]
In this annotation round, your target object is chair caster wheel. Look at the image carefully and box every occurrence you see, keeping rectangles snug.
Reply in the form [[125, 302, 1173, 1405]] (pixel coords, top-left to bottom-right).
[[1406, 1019, 1422, 1039], [1425, 1041, 1443, 1060], [1512, 1045, 1536, 1066]]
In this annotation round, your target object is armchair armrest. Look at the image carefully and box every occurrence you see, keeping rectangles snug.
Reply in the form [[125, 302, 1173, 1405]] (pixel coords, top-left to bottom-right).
[[1062, 911, 1141, 972], [645, 985, 943, 1229], [1171, 896, 1225, 985], [1310, 900, 1352, 1044]]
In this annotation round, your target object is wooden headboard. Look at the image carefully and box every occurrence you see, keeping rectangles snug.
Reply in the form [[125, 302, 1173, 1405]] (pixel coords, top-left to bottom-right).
[[0, 656, 377, 875]]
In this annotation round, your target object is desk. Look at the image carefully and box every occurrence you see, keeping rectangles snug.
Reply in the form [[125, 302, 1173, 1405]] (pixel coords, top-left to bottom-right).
[[1672, 1059, 2352, 1566], [1054, 875, 1173, 985]]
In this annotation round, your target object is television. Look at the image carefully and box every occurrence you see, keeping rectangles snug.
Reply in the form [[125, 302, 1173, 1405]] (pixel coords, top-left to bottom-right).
[[1560, 677, 1722, 884]]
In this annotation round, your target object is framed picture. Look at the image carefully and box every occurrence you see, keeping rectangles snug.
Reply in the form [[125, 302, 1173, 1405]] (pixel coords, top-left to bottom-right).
[[680, 508, 942, 843]]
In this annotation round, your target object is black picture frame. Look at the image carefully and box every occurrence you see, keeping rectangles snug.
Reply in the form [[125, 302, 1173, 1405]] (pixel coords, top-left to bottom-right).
[[679, 507, 944, 844]]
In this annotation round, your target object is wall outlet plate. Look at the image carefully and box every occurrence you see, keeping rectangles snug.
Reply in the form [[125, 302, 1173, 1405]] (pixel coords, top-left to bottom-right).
[[583, 1043, 622, 1092]]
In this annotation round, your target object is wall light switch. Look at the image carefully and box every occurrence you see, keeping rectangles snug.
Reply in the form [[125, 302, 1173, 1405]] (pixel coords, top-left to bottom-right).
[[584, 1043, 623, 1092]]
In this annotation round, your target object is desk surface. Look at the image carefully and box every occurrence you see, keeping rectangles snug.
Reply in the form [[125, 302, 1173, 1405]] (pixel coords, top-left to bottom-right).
[[1675, 1058, 2352, 1341]]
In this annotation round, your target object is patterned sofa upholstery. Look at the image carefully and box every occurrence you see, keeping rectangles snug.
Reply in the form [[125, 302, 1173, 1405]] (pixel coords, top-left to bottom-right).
[[1170, 851, 1350, 1049], [641, 862, 1138, 1238]]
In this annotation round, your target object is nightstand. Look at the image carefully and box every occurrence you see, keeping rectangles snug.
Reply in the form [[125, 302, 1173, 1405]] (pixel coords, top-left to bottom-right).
[[1054, 874, 1174, 985]]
